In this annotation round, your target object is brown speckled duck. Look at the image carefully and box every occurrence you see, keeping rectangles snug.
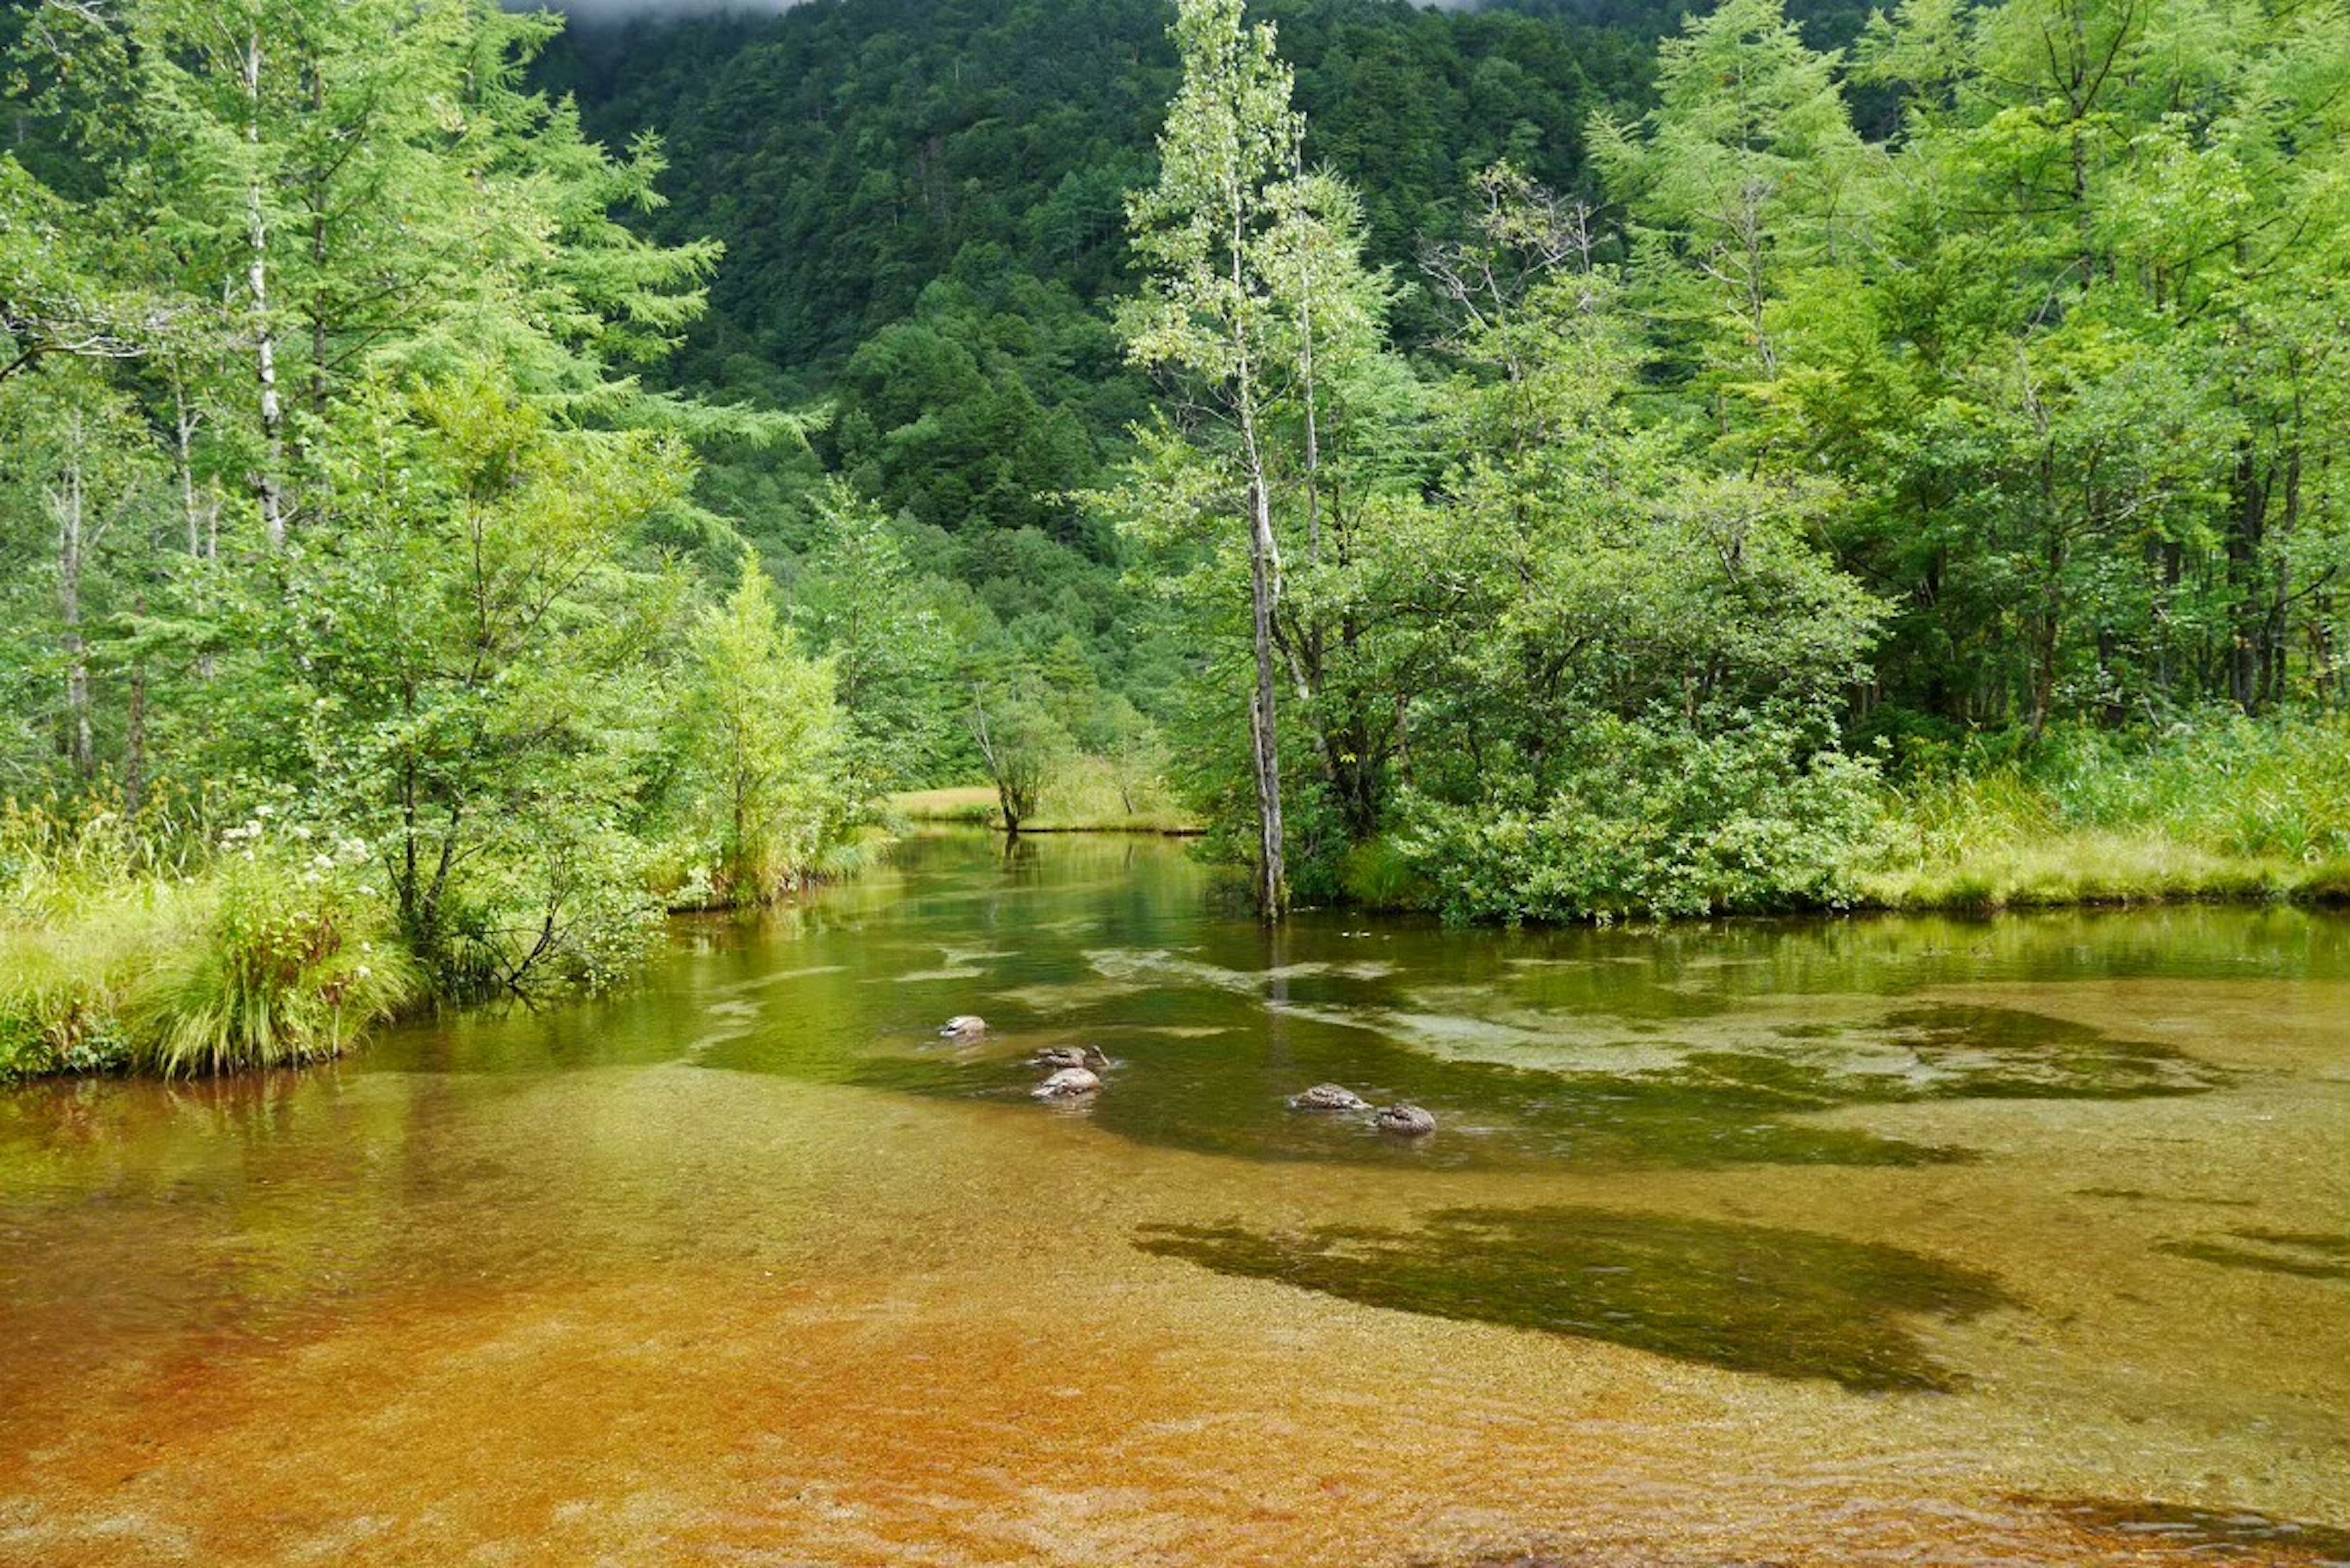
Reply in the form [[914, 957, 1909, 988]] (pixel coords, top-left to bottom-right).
[[1288, 1083, 1370, 1112], [1375, 1103, 1436, 1137], [1031, 1067, 1102, 1100], [938, 1015, 988, 1041]]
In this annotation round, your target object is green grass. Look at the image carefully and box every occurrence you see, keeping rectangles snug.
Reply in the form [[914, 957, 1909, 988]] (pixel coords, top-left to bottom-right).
[[2, 802, 419, 1081], [887, 785, 1001, 825], [0, 883, 187, 1079], [126, 856, 419, 1077], [890, 762, 1201, 834], [1857, 714, 2350, 911]]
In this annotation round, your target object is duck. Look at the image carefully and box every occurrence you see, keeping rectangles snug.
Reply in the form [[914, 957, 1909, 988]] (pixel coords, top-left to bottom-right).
[[1288, 1083, 1370, 1112], [1032, 1045, 1111, 1072], [1032, 1066, 1102, 1100], [1375, 1103, 1436, 1137], [938, 1015, 988, 1041]]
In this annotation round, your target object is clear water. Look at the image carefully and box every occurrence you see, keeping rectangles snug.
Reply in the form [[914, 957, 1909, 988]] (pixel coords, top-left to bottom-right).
[[2, 831, 2344, 1566]]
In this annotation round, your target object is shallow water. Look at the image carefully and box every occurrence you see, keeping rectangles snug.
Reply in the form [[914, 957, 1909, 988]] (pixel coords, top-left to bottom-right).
[[2, 831, 2345, 1567]]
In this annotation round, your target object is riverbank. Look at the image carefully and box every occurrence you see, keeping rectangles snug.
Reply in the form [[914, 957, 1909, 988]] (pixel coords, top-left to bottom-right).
[[1851, 717, 2350, 912], [889, 785, 1203, 835], [1853, 834, 2350, 911], [13, 714, 2343, 1082]]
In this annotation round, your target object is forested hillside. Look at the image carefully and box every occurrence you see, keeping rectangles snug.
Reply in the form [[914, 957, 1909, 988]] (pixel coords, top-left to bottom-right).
[[3, 0, 2346, 1080], [542, 0, 2350, 911]]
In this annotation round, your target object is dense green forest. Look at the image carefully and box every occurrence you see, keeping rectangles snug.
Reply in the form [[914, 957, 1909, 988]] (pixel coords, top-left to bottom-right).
[[3, 0, 2346, 1077]]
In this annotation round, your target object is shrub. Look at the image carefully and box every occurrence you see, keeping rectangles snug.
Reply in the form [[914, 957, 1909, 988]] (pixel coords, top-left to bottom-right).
[[1393, 715, 1881, 922]]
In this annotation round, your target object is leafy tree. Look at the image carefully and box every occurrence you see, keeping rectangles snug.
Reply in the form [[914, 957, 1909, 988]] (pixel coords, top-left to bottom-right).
[[1121, 0, 1325, 915], [969, 680, 1075, 834], [683, 554, 843, 906], [269, 375, 694, 991], [789, 479, 964, 791]]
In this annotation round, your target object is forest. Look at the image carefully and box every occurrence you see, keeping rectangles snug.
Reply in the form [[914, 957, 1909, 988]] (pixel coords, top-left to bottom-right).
[[3, 0, 2347, 1077]]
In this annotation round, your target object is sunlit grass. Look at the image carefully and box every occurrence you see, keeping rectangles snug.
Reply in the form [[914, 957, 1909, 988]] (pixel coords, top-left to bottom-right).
[[2, 801, 419, 1080], [1858, 714, 2350, 910], [889, 764, 1200, 834]]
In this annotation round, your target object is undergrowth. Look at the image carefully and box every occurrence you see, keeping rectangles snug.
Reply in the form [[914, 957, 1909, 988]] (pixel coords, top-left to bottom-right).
[[1859, 713, 2350, 909], [1, 800, 417, 1081]]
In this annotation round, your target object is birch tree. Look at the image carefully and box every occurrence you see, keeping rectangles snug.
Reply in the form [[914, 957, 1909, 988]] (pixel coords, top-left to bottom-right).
[[1121, 0, 1382, 916]]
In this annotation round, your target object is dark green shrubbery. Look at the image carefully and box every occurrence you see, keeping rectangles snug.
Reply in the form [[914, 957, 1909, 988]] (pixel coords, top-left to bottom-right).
[[1390, 717, 1880, 922]]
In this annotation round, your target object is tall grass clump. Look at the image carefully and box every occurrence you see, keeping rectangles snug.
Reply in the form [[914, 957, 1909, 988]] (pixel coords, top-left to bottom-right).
[[128, 817, 418, 1077], [1034, 754, 1193, 831], [1861, 712, 2350, 908], [0, 797, 204, 1081]]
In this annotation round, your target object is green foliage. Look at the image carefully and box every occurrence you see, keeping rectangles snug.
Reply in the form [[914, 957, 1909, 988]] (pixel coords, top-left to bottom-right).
[[261, 373, 695, 992], [129, 816, 417, 1077], [788, 480, 966, 791], [1396, 715, 1881, 921], [680, 554, 847, 906], [0, 0, 852, 1072], [970, 684, 1076, 832]]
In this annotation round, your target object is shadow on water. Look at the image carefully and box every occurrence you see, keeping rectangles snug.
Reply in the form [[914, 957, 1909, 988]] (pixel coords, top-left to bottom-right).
[[2157, 1228, 2350, 1282], [1135, 1205, 2012, 1393], [2037, 1499, 2350, 1564]]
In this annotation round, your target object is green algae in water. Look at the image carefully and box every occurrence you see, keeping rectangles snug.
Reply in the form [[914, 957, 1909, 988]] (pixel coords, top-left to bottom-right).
[[794, 996, 2221, 1174], [673, 834, 2257, 1171], [1136, 1206, 2013, 1392], [822, 1031, 1969, 1172]]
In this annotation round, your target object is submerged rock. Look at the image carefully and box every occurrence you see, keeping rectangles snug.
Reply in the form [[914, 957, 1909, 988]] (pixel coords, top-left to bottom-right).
[[938, 1015, 988, 1040], [1289, 1083, 1371, 1112], [1032, 1067, 1102, 1099], [1375, 1103, 1436, 1137]]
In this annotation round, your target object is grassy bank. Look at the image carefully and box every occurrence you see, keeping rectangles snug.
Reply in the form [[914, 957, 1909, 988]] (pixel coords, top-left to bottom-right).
[[1854, 716, 2350, 911], [1, 805, 417, 1083], [892, 761, 1202, 835]]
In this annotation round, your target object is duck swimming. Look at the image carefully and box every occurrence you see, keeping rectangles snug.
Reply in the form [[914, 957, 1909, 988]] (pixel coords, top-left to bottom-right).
[[1031, 1066, 1102, 1099], [938, 1015, 987, 1041], [1032, 1045, 1111, 1072], [1288, 1083, 1370, 1112], [1375, 1103, 1436, 1137]]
